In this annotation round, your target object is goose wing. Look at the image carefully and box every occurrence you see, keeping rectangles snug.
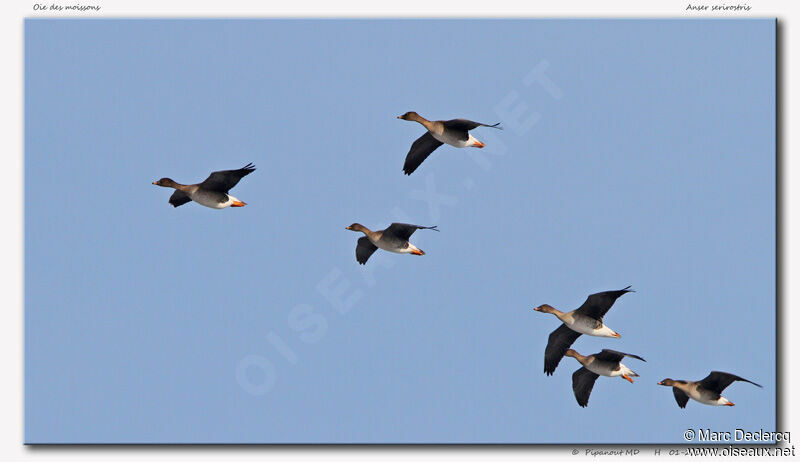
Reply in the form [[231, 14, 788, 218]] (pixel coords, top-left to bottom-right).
[[384, 223, 439, 241], [443, 119, 502, 132], [574, 286, 634, 321], [698, 371, 762, 393], [594, 349, 646, 363], [199, 163, 256, 193], [672, 388, 690, 408], [403, 133, 443, 175], [355, 237, 378, 265], [168, 190, 192, 207], [544, 324, 582, 375], [572, 367, 600, 407]]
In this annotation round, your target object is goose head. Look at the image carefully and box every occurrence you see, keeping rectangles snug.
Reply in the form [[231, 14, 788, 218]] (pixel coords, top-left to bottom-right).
[[346, 223, 368, 233], [397, 111, 421, 121], [152, 178, 177, 187], [534, 304, 557, 314]]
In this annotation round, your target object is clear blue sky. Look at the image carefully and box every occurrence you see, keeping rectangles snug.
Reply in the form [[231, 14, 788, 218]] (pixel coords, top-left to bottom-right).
[[25, 19, 775, 443]]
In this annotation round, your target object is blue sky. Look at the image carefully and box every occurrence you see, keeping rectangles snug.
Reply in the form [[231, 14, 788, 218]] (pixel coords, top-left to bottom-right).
[[25, 19, 775, 443]]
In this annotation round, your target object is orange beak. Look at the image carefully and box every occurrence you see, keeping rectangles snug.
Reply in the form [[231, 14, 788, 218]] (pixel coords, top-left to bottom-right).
[[612, 332, 621, 338], [725, 402, 735, 406], [411, 249, 425, 256], [473, 141, 485, 148], [622, 375, 634, 384], [152, 181, 158, 185], [231, 201, 247, 207]]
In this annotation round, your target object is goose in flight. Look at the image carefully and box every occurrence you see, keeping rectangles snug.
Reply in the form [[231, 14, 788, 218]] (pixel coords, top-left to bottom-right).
[[658, 371, 762, 408], [345, 222, 439, 265], [153, 163, 255, 209], [397, 111, 501, 175], [566, 349, 646, 407]]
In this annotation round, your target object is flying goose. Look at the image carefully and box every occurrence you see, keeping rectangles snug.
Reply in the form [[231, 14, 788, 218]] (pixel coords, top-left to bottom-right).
[[345, 222, 439, 265], [397, 111, 501, 175], [534, 286, 634, 375], [153, 163, 255, 209], [566, 349, 646, 407], [658, 371, 762, 408]]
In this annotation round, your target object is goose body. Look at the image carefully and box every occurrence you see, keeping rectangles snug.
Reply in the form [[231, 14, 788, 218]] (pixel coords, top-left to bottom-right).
[[567, 349, 644, 380], [566, 349, 646, 407], [534, 286, 634, 375], [187, 187, 246, 209], [658, 371, 762, 408], [683, 386, 734, 407], [397, 111, 501, 175], [431, 129, 483, 148], [153, 163, 255, 209], [346, 222, 439, 265], [557, 311, 619, 337], [371, 234, 423, 254]]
